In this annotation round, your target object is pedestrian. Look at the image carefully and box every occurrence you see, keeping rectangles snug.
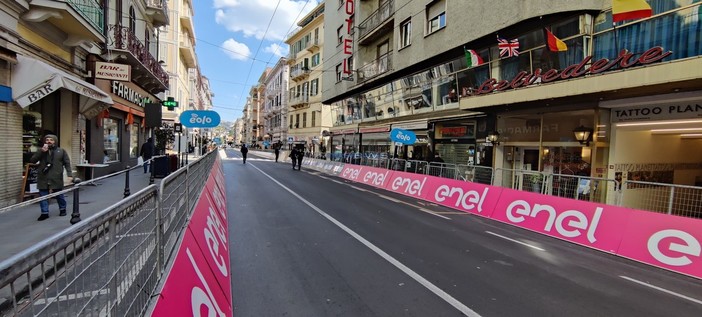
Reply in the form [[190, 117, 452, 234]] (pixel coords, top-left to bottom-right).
[[433, 153, 445, 163], [289, 147, 300, 170], [296, 148, 304, 170], [139, 137, 155, 173], [240, 143, 248, 164], [29, 134, 72, 221], [274, 142, 280, 162]]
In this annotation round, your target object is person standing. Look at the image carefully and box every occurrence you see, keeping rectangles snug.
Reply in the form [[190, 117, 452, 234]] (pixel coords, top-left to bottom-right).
[[289, 147, 300, 170], [296, 148, 304, 170], [30, 134, 72, 221], [274, 142, 281, 162], [240, 143, 249, 164], [140, 137, 155, 173]]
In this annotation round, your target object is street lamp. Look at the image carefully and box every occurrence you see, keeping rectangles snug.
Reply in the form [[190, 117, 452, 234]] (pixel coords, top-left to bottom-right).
[[487, 131, 500, 146], [573, 125, 593, 146]]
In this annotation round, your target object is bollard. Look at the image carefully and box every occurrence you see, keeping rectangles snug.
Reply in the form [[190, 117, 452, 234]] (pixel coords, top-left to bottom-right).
[[124, 165, 131, 197], [149, 158, 155, 185], [70, 178, 82, 225]]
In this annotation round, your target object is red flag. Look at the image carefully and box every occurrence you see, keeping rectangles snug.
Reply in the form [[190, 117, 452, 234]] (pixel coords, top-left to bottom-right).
[[612, 0, 653, 23], [544, 28, 568, 52]]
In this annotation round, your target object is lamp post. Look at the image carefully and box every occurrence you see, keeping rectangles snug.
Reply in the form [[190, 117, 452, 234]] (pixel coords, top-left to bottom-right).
[[487, 131, 500, 146], [573, 126, 593, 146]]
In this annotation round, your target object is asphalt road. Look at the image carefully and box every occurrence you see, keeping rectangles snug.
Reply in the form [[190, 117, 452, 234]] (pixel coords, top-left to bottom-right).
[[224, 149, 702, 317]]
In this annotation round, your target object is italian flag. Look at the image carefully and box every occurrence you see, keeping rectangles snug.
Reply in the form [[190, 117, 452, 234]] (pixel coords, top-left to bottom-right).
[[612, 0, 653, 23], [464, 48, 483, 67]]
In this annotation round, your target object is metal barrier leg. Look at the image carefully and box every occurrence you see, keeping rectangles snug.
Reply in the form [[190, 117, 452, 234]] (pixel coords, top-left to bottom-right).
[[70, 187, 81, 225], [124, 166, 131, 198]]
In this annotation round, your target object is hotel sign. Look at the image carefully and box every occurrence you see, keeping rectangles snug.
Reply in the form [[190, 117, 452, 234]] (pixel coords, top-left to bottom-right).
[[341, 0, 354, 80], [469, 47, 672, 96], [95, 62, 131, 82]]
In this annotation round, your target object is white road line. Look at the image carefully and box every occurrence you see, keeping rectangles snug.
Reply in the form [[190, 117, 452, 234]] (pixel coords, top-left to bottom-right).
[[418, 208, 451, 220], [349, 185, 368, 192], [619, 276, 702, 305], [318, 175, 346, 185], [485, 231, 545, 251], [251, 164, 481, 317]]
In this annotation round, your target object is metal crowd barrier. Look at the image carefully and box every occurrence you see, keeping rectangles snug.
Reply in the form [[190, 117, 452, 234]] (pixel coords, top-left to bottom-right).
[[621, 181, 702, 218], [0, 151, 217, 316]]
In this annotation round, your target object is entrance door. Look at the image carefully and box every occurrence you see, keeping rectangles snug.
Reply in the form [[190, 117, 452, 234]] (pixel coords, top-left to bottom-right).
[[523, 149, 539, 171]]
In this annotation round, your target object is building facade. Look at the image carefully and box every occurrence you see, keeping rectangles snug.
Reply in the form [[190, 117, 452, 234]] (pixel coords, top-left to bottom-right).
[[285, 2, 331, 155], [320, 0, 702, 195], [262, 57, 289, 146]]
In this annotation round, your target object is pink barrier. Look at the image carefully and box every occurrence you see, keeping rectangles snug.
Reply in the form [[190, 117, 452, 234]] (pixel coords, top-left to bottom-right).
[[342, 165, 702, 279], [152, 157, 233, 315]]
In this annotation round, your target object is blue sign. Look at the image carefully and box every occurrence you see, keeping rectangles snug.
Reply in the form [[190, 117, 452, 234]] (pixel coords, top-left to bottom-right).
[[213, 137, 222, 145], [390, 128, 416, 145], [180, 110, 221, 128]]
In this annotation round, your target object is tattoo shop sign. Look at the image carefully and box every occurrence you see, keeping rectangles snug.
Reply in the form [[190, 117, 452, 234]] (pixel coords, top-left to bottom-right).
[[612, 102, 702, 122]]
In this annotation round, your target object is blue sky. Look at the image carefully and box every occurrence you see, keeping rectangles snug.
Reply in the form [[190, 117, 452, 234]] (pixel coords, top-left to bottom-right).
[[193, 0, 321, 122]]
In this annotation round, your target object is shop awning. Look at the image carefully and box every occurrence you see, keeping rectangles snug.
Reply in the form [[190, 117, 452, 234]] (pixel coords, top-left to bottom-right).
[[12, 55, 113, 119]]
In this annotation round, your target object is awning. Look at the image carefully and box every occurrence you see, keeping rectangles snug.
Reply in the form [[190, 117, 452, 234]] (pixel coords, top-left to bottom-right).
[[12, 55, 113, 119]]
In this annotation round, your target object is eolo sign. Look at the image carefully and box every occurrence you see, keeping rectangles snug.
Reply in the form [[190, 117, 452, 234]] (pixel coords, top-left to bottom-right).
[[180, 110, 221, 128]]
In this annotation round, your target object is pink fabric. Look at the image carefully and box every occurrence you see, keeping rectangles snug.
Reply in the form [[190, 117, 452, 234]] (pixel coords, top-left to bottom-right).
[[188, 192, 231, 296], [423, 177, 502, 218], [617, 211, 702, 278], [491, 188, 631, 253], [383, 171, 433, 200]]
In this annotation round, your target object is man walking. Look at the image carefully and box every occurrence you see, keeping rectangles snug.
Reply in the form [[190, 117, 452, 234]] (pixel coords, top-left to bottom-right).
[[240, 143, 248, 164], [30, 134, 72, 221], [289, 147, 300, 170], [274, 142, 281, 162], [140, 137, 155, 173]]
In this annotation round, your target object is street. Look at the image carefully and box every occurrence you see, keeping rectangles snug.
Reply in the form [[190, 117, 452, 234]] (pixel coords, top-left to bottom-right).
[[224, 149, 702, 317]]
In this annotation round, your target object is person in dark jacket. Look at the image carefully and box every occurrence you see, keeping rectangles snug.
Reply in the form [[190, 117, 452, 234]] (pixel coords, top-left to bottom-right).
[[29, 134, 72, 221], [274, 142, 281, 162], [139, 137, 155, 173], [240, 143, 249, 164], [289, 147, 300, 170]]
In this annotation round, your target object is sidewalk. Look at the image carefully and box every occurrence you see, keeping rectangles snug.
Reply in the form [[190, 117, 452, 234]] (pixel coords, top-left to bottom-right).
[[0, 167, 162, 263]]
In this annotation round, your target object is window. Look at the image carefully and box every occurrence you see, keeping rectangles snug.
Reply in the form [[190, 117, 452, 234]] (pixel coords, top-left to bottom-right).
[[336, 63, 342, 82], [337, 26, 343, 45], [103, 118, 120, 162], [311, 53, 320, 67], [295, 114, 300, 128], [130, 125, 139, 158], [400, 19, 411, 48], [303, 112, 307, 128], [312, 111, 316, 127], [116, 0, 123, 25], [289, 115, 293, 128], [426, 0, 446, 34], [311, 79, 319, 96], [129, 6, 136, 34]]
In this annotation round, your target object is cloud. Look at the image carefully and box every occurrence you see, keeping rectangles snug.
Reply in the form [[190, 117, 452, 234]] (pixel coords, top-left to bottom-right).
[[221, 39, 251, 61], [213, 0, 320, 41], [264, 43, 287, 57]]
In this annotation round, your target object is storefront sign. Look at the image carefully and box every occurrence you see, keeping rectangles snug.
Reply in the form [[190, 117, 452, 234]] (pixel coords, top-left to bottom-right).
[[341, 0, 354, 79], [470, 47, 672, 96], [392, 120, 428, 130], [390, 128, 416, 145], [435, 123, 476, 139], [359, 126, 390, 133], [180, 110, 221, 128], [612, 102, 702, 122], [95, 62, 130, 81], [111, 81, 151, 106]]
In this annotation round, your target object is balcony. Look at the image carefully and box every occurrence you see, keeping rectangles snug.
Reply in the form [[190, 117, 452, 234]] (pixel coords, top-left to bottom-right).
[[105, 24, 169, 93], [179, 35, 196, 68], [290, 67, 310, 81], [145, 0, 169, 28], [306, 39, 320, 53], [23, 0, 105, 45], [287, 51, 297, 64], [180, 3, 195, 38], [358, 0, 394, 45], [357, 53, 392, 83], [289, 94, 309, 109]]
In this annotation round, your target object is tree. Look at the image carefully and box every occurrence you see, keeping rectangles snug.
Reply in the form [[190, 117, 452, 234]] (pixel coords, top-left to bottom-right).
[[154, 123, 175, 154]]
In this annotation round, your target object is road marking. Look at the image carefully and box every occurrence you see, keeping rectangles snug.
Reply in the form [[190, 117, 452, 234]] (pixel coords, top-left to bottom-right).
[[251, 164, 481, 317], [349, 185, 368, 192], [417, 208, 452, 220], [619, 276, 702, 305], [485, 231, 545, 251]]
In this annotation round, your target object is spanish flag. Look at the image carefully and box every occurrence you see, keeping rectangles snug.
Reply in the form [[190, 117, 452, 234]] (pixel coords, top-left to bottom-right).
[[612, 0, 653, 23], [544, 28, 567, 52]]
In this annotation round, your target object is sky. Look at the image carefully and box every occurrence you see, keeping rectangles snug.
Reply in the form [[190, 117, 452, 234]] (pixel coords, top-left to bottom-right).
[[193, 0, 322, 123]]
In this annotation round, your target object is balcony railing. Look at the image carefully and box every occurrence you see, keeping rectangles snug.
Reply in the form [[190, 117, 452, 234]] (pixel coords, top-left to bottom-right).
[[67, 0, 105, 33], [289, 94, 309, 107], [290, 67, 310, 80], [357, 53, 392, 82], [358, 0, 394, 39], [108, 24, 169, 89], [145, 0, 169, 27]]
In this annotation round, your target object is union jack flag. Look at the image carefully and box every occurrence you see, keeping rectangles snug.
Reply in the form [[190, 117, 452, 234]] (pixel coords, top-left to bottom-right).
[[497, 37, 519, 57]]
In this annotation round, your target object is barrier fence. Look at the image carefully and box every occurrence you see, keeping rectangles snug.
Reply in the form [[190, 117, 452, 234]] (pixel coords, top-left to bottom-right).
[[323, 156, 702, 219], [0, 151, 217, 316]]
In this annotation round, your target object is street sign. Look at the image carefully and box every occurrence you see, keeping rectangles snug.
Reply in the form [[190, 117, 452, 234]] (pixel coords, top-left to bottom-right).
[[180, 110, 221, 128], [390, 128, 416, 145], [174, 123, 182, 133]]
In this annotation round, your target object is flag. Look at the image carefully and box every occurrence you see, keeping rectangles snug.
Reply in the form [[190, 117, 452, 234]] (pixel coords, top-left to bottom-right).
[[544, 28, 568, 52], [126, 110, 134, 126], [612, 0, 653, 23], [497, 37, 519, 57], [464, 48, 483, 67]]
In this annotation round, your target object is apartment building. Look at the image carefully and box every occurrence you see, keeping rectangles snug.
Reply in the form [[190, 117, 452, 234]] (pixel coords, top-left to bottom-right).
[[284, 2, 331, 155], [322, 0, 702, 192], [262, 57, 289, 146]]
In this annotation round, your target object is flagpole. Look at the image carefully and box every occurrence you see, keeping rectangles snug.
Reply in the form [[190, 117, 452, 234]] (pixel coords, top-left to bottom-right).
[[612, 21, 619, 57]]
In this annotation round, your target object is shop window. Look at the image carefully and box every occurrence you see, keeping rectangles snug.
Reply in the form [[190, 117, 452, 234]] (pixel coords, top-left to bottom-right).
[[103, 118, 120, 162], [22, 95, 59, 165], [130, 125, 139, 158]]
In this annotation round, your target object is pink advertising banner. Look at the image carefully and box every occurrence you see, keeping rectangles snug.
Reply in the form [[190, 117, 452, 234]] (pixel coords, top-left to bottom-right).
[[616, 211, 702, 279], [383, 171, 432, 200], [188, 190, 232, 299], [490, 188, 631, 253], [338, 165, 364, 182], [423, 177, 502, 218], [354, 166, 394, 189], [205, 177, 228, 228], [151, 229, 232, 317]]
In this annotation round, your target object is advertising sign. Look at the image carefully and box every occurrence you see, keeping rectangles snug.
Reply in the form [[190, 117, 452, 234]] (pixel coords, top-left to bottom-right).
[[389, 128, 416, 145], [180, 110, 221, 128], [95, 62, 131, 81]]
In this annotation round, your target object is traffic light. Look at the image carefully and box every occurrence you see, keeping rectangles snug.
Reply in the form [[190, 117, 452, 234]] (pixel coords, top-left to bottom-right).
[[162, 96, 178, 111]]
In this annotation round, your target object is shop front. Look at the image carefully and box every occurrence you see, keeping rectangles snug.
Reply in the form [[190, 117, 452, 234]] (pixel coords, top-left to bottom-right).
[[92, 79, 157, 176], [432, 116, 492, 166], [392, 120, 429, 161], [329, 128, 359, 162], [359, 126, 391, 159]]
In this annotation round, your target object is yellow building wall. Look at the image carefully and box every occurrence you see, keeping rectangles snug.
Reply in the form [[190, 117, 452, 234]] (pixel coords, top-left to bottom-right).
[[17, 25, 70, 62]]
